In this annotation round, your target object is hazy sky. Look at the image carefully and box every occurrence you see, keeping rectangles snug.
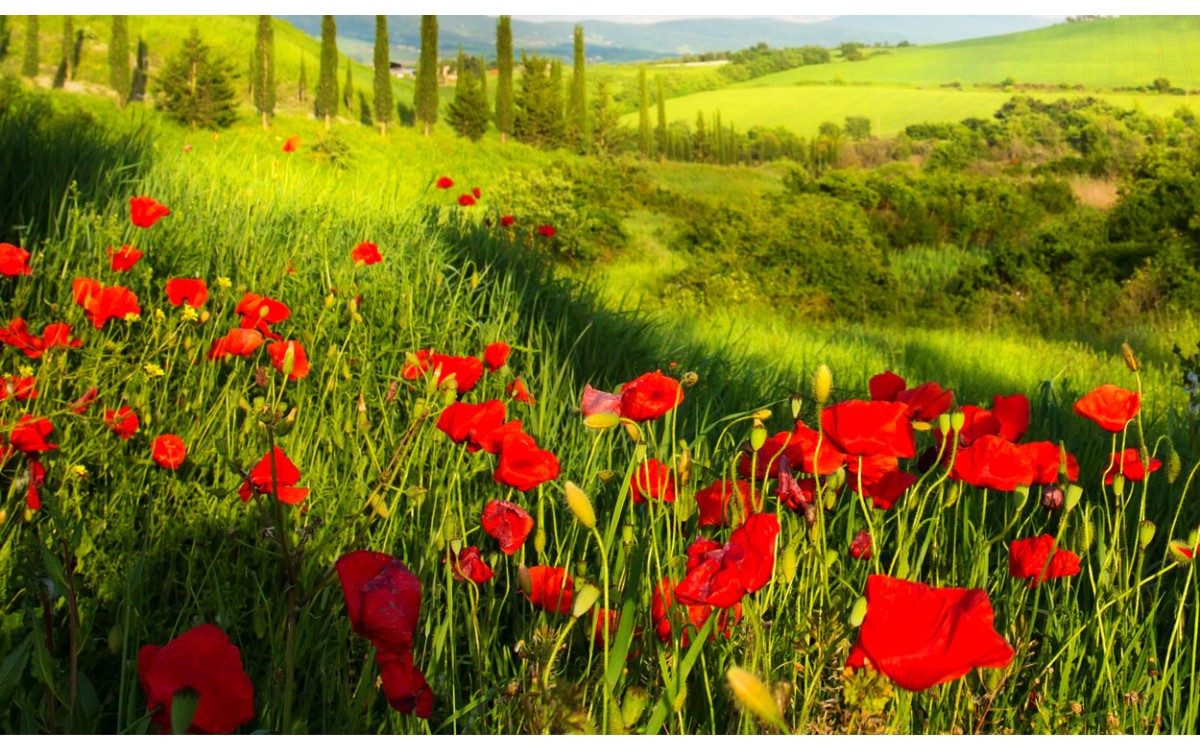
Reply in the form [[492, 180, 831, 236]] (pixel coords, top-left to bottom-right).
[[515, 15, 835, 24]]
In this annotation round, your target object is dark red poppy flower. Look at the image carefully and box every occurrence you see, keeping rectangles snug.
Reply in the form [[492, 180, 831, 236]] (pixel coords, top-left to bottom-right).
[[351, 242, 382, 266], [107, 245, 143, 272], [821, 400, 916, 459], [652, 577, 741, 646], [845, 454, 918, 510], [494, 432, 560, 492], [590, 608, 623, 647], [69, 386, 98, 414], [1074, 385, 1140, 432], [436, 176, 454, 189], [0, 242, 32, 276], [1019, 441, 1079, 484], [1, 375, 38, 401], [73, 279, 140, 329], [9, 416, 58, 453], [447, 546, 494, 584], [237, 446, 309, 505], [1103, 448, 1162, 484], [536, 225, 556, 238], [266, 340, 310, 380], [137, 624, 255, 734], [952, 434, 1035, 492], [283, 135, 300, 153], [850, 529, 873, 560], [436, 400, 508, 453], [694, 479, 755, 527], [506, 377, 535, 405], [675, 513, 780, 609], [869, 371, 906, 401], [524, 565, 574, 615], [631, 458, 676, 504], [737, 429, 801, 481], [870, 371, 954, 422], [207, 328, 265, 360], [105, 406, 139, 440], [620, 370, 684, 423], [235, 292, 290, 339], [335, 551, 423, 657], [152, 434, 186, 470], [481, 499, 534, 554], [458, 194, 476, 207], [130, 195, 170, 228], [776, 455, 818, 518], [581, 384, 622, 420], [483, 341, 510, 372], [377, 650, 433, 719], [500, 215, 515, 227], [845, 575, 1014, 692], [1008, 535, 1081, 586], [165, 278, 208, 307]]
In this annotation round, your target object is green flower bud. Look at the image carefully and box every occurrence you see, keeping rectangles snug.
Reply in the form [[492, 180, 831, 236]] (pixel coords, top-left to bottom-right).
[[849, 595, 868, 628], [1065, 484, 1083, 512], [572, 583, 601, 619], [750, 419, 768, 451], [1138, 520, 1156, 550]]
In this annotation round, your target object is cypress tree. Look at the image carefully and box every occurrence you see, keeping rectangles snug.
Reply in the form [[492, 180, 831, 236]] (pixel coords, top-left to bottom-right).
[[156, 29, 237, 129], [414, 15, 439, 137], [298, 56, 307, 102], [592, 80, 621, 159], [253, 16, 275, 129], [21, 16, 38, 79], [549, 58, 565, 140], [694, 110, 708, 163], [343, 57, 353, 110], [656, 77, 667, 163], [128, 37, 148, 103], [566, 24, 587, 152], [0, 17, 10, 62], [495, 16, 513, 143], [60, 16, 72, 80], [314, 15, 338, 129], [373, 15, 392, 136], [247, 50, 255, 97], [448, 47, 489, 142], [71, 28, 83, 78], [514, 53, 562, 149], [638, 65, 650, 158], [714, 111, 724, 164]]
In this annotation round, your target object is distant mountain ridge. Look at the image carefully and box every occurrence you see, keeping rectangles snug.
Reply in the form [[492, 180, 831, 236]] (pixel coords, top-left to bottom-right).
[[279, 15, 1061, 63]]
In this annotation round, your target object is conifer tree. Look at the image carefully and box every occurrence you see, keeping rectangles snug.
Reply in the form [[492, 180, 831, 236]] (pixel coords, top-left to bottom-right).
[[694, 110, 708, 163], [638, 65, 650, 158], [343, 57, 353, 110], [21, 16, 38, 79], [0, 17, 11, 62], [414, 15, 439, 136], [514, 53, 563, 149], [315, 15, 338, 128], [298, 56, 307, 102], [156, 29, 237, 129], [60, 16, 73, 81], [592, 80, 621, 159], [566, 24, 587, 152], [495, 15, 513, 143], [128, 37, 148, 103], [549, 58, 565, 138], [373, 15, 392, 136], [656, 77, 667, 163], [253, 15, 275, 129], [448, 46, 489, 142]]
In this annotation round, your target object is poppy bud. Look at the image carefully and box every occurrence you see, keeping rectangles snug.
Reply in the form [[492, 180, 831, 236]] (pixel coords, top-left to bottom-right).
[[572, 583, 601, 619], [621, 524, 634, 546], [752, 408, 772, 420], [621, 686, 649, 728], [324, 292, 335, 308], [790, 394, 803, 420], [1121, 342, 1139, 373], [675, 443, 693, 484], [623, 420, 643, 443], [672, 685, 688, 714], [199, 310, 211, 324], [1168, 540, 1195, 565], [823, 550, 838, 569], [680, 371, 698, 388], [849, 595, 868, 628], [516, 564, 533, 596], [1073, 514, 1094, 553], [937, 412, 951, 435], [584, 412, 620, 430], [1013, 484, 1029, 504], [945, 483, 960, 508], [534, 528, 546, 555], [750, 419, 767, 451], [633, 443, 647, 463], [281, 343, 296, 378], [726, 666, 787, 732], [827, 468, 845, 491], [1065, 484, 1083, 511], [780, 545, 798, 584], [1167, 449, 1181, 484], [107, 624, 123, 655], [1189, 528, 1199, 549], [597, 470, 617, 483], [1040, 484, 1065, 511], [950, 411, 966, 433], [1138, 520, 1156, 550], [822, 486, 838, 511], [813, 364, 832, 405], [565, 481, 596, 530], [1112, 475, 1125, 499]]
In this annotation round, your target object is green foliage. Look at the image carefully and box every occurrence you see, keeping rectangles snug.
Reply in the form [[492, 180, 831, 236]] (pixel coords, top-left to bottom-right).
[[297, 55, 306, 102], [108, 16, 130, 105], [637, 66, 650, 158], [342, 56, 353, 111], [414, 15, 438, 133], [515, 53, 564, 150], [314, 16, 338, 121], [590, 80, 622, 158], [845, 115, 871, 140], [253, 16, 275, 122], [372, 16, 392, 129], [0, 16, 11, 61], [155, 29, 238, 129], [495, 16, 513, 138], [566, 24, 587, 152], [655, 77, 667, 159], [129, 37, 148, 103], [60, 16, 73, 79], [720, 42, 831, 81], [448, 48, 489, 142], [21, 15, 37, 78]]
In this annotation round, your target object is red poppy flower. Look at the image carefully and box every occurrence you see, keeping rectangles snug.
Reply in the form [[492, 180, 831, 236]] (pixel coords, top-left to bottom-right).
[[507, 377, 535, 405], [265, 340, 310, 380], [137, 624, 255, 734], [436, 400, 508, 453], [152, 434, 186, 470], [430, 353, 483, 394], [283, 135, 301, 153], [335, 551, 423, 657], [0, 318, 81, 358], [846, 575, 1014, 692], [500, 215, 515, 227], [207, 328, 265, 360], [869, 371, 954, 422], [1103, 448, 1162, 484], [24, 458, 46, 510], [1, 375, 38, 401], [481, 499, 534, 554], [458, 194, 476, 207], [1008, 535, 1081, 586], [991, 394, 1030, 443], [69, 386, 98, 414], [73, 280, 140, 329], [581, 384, 622, 420], [1074, 385, 1140, 432], [472, 187, 481, 199], [73, 276, 101, 307], [822, 400, 915, 459], [952, 434, 1035, 492], [377, 650, 433, 719], [351, 242, 382, 266], [107, 245, 143, 272], [237, 446, 309, 505], [0, 242, 32, 276], [494, 432, 560, 491], [235, 292, 290, 339], [436, 176, 454, 189], [41, 322, 81, 351], [130, 195, 170, 228], [845, 454, 917, 510], [850, 529, 873, 560], [651, 577, 741, 646], [447, 546, 494, 584], [483, 341, 510, 372], [105, 406, 139, 440], [620, 370, 684, 423], [631, 458, 676, 504], [164, 278, 208, 307], [536, 225, 556, 238], [1019, 441, 1080, 484], [694, 479, 755, 527], [9, 416, 57, 453], [675, 513, 780, 609], [524, 565, 574, 615], [401, 349, 432, 380]]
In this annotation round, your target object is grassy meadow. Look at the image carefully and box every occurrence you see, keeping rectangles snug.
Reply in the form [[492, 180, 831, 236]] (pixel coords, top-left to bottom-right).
[[2, 14, 1200, 737]]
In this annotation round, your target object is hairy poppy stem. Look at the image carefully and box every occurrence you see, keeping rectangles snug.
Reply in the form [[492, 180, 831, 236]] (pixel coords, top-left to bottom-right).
[[589, 526, 611, 732], [542, 616, 578, 693]]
